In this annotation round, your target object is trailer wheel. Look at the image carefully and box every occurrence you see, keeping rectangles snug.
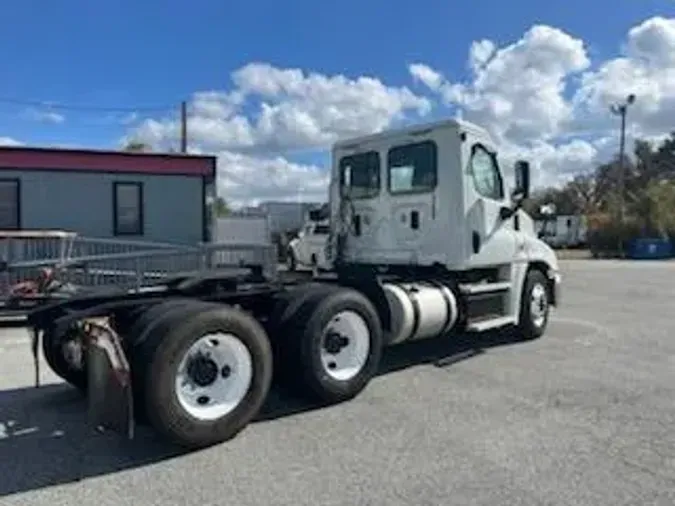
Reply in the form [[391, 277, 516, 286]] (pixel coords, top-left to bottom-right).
[[518, 269, 550, 340], [142, 304, 273, 449], [42, 324, 87, 392], [290, 288, 383, 403]]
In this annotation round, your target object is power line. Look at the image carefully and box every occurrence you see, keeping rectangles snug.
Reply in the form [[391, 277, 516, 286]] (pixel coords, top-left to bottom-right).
[[0, 96, 175, 113]]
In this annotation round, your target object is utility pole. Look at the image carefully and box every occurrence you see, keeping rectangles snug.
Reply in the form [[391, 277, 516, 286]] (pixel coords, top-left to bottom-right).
[[610, 93, 635, 256], [180, 100, 188, 153], [610, 94, 635, 224]]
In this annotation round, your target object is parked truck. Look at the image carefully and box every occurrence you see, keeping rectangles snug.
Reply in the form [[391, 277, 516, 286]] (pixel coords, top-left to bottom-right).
[[26, 118, 561, 449], [286, 218, 331, 271]]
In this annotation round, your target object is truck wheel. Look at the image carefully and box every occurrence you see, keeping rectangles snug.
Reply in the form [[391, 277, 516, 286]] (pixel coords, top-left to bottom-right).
[[129, 299, 208, 421], [42, 324, 88, 392], [142, 304, 273, 449], [127, 299, 197, 346], [289, 288, 383, 404], [266, 283, 340, 382], [111, 305, 149, 339], [518, 269, 550, 340]]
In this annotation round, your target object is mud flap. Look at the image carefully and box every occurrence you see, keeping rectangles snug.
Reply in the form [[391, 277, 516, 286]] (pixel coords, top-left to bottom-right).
[[86, 323, 135, 439]]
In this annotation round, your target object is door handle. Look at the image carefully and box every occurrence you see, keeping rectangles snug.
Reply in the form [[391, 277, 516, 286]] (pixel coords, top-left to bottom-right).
[[410, 210, 419, 230]]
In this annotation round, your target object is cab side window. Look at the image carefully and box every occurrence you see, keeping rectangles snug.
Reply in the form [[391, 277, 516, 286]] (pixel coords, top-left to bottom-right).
[[469, 144, 504, 200], [387, 140, 437, 194]]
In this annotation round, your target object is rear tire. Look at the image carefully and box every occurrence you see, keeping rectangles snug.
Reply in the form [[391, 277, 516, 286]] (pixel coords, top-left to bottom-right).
[[142, 303, 273, 449], [266, 283, 340, 383], [129, 299, 207, 420], [42, 324, 87, 392], [280, 287, 383, 404], [518, 269, 551, 340]]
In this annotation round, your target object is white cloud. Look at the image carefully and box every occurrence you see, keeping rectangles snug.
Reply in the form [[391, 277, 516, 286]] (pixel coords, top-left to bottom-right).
[[216, 151, 329, 208], [126, 63, 431, 206], [0, 137, 22, 146], [410, 25, 591, 143], [125, 16, 675, 205], [410, 17, 675, 189], [128, 63, 431, 155], [575, 16, 675, 136], [24, 108, 65, 124]]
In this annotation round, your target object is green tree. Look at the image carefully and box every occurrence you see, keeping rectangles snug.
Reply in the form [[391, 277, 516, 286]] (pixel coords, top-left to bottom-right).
[[212, 196, 231, 217]]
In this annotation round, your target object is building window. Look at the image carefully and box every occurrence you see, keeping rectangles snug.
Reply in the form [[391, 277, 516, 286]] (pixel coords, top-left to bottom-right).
[[387, 140, 438, 194], [113, 182, 144, 236], [0, 178, 20, 230]]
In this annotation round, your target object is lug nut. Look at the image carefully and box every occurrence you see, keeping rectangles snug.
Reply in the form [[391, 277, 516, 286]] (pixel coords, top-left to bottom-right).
[[221, 365, 231, 378]]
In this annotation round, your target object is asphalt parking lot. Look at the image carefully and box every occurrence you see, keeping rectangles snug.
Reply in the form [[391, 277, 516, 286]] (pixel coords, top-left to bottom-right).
[[1, 260, 674, 506]]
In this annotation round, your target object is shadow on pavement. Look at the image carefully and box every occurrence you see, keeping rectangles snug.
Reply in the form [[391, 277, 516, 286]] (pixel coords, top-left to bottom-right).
[[0, 327, 529, 497]]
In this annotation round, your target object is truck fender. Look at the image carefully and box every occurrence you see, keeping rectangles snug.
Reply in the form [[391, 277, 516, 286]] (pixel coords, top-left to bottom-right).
[[336, 277, 392, 334]]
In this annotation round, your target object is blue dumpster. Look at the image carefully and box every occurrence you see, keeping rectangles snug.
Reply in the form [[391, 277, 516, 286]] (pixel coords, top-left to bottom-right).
[[627, 238, 673, 259]]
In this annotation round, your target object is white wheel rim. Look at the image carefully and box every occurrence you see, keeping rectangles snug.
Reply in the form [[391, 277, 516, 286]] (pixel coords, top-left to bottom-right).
[[530, 283, 548, 328], [174, 333, 253, 421], [319, 310, 371, 382]]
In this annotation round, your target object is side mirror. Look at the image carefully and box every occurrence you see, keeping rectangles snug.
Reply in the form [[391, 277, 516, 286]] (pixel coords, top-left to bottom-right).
[[512, 160, 530, 204]]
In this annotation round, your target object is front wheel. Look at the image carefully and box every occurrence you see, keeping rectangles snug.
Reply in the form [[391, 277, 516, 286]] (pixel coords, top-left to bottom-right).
[[518, 269, 551, 340]]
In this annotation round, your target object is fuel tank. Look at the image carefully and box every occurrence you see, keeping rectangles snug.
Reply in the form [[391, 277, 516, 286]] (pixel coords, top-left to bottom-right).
[[382, 280, 459, 345]]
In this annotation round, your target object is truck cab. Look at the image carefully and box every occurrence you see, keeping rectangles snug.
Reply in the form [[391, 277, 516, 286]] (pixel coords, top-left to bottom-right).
[[327, 118, 560, 333], [329, 118, 554, 269]]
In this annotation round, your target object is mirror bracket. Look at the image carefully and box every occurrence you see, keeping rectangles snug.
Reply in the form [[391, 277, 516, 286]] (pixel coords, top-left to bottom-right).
[[499, 206, 515, 220]]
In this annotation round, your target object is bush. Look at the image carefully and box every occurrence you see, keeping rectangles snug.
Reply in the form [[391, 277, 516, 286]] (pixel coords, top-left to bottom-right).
[[587, 213, 642, 258]]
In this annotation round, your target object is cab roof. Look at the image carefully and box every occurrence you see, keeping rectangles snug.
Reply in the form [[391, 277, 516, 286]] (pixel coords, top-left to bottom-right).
[[332, 117, 490, 151]]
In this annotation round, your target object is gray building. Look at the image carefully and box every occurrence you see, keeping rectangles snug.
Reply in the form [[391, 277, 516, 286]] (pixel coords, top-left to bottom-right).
[[0, 146, 216, 245]]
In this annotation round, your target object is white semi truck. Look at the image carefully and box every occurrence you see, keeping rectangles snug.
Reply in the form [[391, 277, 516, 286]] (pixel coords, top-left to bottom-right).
[[26, 118, 561, 449]]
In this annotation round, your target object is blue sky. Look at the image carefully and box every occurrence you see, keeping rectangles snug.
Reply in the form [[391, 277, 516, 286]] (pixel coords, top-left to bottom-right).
[[0, 0, 671, 148], [1, 1, 674, 205]]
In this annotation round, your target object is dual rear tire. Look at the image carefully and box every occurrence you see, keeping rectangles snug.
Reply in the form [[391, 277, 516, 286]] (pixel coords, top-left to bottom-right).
[[127, 285, 383, 449], [131, 301, 273, 449]]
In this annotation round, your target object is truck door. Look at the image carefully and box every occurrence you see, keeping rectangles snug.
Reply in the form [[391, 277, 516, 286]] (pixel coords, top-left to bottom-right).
[[465, 142, 518, 267]]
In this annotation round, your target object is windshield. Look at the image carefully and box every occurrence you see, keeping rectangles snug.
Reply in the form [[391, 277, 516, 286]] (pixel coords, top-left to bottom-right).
[[339, 151, 380, 199]]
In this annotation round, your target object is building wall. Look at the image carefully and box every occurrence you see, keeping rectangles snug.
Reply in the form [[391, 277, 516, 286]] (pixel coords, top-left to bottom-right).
[[259, 201, 324, 234], [2, 170, 204, 245]]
